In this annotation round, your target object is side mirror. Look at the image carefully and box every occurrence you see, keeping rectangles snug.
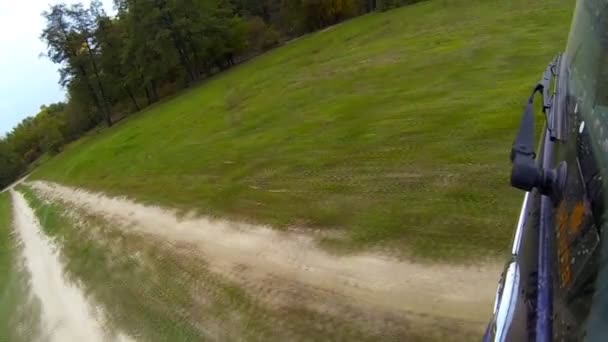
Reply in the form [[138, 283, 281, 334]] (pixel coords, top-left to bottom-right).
[[510, 60, 567, 201]]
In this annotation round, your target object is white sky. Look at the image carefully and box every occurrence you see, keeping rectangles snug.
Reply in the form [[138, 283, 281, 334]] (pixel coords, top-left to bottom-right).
[[0, 0, 114, 135]]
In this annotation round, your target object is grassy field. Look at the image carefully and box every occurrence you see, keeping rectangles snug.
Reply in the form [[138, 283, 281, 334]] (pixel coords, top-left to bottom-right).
[[32, 0, 574, 259]]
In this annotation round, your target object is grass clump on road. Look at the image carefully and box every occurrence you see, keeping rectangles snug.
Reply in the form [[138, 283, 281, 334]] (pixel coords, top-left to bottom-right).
[[32, 0, 574, 259], [21, 185, 436, 341], [18, 185, 224, 341]]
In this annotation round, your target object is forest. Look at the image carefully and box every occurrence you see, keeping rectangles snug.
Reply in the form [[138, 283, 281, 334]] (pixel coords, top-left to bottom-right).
[[0, 0, 421, 188]]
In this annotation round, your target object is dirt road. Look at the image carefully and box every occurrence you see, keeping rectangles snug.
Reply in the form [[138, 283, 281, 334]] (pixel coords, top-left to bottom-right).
[[29, 180, 501, 337], [10, 189, 133, 342]]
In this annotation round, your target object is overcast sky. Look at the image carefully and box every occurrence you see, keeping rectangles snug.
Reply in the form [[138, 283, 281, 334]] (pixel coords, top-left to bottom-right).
[[0, 0, 114, 135]]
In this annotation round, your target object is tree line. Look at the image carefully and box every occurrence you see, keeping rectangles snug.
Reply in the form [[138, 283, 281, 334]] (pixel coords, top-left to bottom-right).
[[0, 0, 423, 188]]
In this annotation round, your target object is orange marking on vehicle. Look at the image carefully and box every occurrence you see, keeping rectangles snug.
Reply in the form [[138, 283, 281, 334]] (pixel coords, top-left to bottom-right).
[[556, 202, 572, 288], [569, 202, 586, 234]]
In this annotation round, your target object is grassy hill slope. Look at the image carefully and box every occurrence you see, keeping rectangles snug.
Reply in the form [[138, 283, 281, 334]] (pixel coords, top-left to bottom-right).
[[32, 0, 574, 259]]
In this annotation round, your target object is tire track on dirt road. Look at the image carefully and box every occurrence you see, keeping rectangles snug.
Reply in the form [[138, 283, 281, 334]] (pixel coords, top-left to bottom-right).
[[30, 180, 501, 335], [10, 189, 134, 342]]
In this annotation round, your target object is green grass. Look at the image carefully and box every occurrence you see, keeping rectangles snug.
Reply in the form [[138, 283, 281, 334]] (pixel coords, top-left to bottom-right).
[[0, 192, 15, 340], [32, 0, 575, 259]]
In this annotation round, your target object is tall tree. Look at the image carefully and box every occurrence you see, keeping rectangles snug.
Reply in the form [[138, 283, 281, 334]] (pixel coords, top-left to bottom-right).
[[92, 1, 141, 111], [41, 4, 113, 127], [66, 3, 114, 126]]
